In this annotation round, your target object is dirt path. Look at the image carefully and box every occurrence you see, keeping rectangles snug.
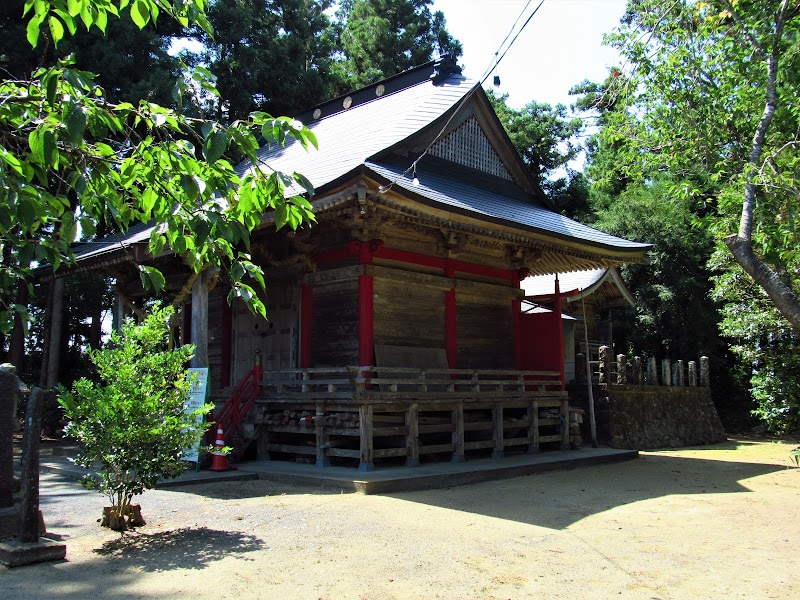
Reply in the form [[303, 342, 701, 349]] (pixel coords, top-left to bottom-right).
[[1, 437, 798, 599]]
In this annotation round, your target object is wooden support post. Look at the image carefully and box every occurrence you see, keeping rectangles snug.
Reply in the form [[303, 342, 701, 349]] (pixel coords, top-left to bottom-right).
[[358, 274, 374, 366], [256, 429, 271, 461], [254, 350, 263, 394], [445, 288, 457, 368], [512, 297, 522, 370], [492, 403, 504, 459], [700, 356, 710, 387], [527, 399, 540, 454], [647, 356, 658, 385], [632, 356, 642, 385], [300, 284, 313, 368], [190, 271, 209, 369], [112, 286, 125, 334], [676, 360, 686, 387], [406, 403, 419, 467], [616, 354, 627, 385], [554, 275, 565, 390], [220, 297, 232, 388], [560, 398, 570, 451], [315, 402, 329, 468], [359, 404, 374, 472], [662, 358, 672, 387], [688, 361, 698, 387], [451, 402, 465, 463], [45, 277, 65, 388]]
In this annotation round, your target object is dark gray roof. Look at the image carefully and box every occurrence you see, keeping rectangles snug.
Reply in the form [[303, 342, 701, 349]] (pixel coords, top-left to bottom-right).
[[70, 61, 649, 265], [243, 71, 476, 196], [70, 221, 153, 262], [364, 161, 650, 253]]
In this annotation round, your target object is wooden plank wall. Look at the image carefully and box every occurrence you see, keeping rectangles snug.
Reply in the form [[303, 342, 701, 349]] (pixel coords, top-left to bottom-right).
[[207, 288, 224, 391], [373, 277, 446, 349], [456, 292, 514, 369], [312, 279, 360, 366]]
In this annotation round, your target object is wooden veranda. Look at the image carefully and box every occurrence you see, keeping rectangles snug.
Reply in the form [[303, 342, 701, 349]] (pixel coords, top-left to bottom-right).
[[219, 360, 570, 472]]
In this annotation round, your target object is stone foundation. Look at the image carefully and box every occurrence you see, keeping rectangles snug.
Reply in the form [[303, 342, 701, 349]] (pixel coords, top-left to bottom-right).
[[568, 384, 726, 450]]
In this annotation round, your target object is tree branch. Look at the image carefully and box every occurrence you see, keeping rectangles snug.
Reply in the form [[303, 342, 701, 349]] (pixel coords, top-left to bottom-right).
[[725, 234, 800, 330]]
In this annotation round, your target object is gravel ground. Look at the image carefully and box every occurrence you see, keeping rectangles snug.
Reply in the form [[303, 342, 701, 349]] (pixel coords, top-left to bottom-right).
[[1, 437, 798, 600]]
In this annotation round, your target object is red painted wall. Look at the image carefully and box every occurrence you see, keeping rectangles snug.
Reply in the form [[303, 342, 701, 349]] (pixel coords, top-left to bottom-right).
[[519, 312, 562, 373]]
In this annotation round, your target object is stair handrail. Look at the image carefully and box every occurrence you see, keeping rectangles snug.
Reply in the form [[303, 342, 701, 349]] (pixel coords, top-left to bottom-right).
[[212, 350, 263, 444]]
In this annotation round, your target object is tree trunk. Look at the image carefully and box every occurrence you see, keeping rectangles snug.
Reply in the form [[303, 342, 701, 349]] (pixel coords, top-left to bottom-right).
[[725, 0, 800, 332], [725, 235, 800, 330]]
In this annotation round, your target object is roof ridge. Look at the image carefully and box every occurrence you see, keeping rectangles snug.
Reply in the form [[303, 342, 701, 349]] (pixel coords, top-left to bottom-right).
[[295, 57, 464, 126]]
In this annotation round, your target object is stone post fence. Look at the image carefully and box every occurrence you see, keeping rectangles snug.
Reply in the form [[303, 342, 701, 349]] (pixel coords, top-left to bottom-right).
[[592, 347, 709, 388]]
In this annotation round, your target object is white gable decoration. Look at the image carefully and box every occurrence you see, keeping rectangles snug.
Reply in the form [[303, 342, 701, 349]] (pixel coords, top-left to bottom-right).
[[429, 115, 512, 180]]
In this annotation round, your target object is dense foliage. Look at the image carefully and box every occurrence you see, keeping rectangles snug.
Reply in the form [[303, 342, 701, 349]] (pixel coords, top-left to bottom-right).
[[571, 0, 800, 431], [59, 305, 209, 528]]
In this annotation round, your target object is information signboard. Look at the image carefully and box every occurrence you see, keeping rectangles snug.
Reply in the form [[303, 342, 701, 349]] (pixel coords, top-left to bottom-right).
[[184, 368, 209, 463]]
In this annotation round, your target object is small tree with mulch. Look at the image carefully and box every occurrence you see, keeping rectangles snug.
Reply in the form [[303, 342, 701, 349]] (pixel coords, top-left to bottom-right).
[[59, 304, 211, 531]]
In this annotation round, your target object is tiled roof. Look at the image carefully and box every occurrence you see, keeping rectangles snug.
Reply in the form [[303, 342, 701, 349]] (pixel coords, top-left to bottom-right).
[[242, 71, 476, 196], [364, 161, 650, 253]]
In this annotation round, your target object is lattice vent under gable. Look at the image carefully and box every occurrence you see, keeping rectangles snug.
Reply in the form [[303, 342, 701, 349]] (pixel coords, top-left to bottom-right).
[[429, 116, 512, 180]]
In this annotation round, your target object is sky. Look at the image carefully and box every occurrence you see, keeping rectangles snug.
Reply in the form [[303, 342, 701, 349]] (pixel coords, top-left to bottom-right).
[[431, 0, 628, 110]]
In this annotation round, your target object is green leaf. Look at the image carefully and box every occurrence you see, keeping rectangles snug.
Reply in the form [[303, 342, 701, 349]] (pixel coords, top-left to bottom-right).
[[67, 0, 82, 17], [26, 14, 42, 48], [203, 130, 228, 164], [95, 8, 107, 32], [64, 104, 87, 145], [130, 0, 149, 29], [49, 15, 65, 46], [138, 265, 165, 294]]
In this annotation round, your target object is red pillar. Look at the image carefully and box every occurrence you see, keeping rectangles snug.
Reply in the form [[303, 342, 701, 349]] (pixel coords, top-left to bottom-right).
[[554, 275, 565, 390], [221, 296, 232, 387], [300, 284, 313, 368]]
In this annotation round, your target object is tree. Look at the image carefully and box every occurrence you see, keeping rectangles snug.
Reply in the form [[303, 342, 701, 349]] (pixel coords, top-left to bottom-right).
[[333, 0, 462, 91], [486, 90, 590, 218], [601, 0, 800, 331], [0, 0, 319, 337], [190, 0, 339, 121], [59, 304, 209, 530], [0, 0, 182, 106]]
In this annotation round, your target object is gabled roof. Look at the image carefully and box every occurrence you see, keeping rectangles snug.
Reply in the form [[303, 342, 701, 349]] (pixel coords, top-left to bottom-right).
[[522, 268, 636, 307], [67, 59, 650, 269]]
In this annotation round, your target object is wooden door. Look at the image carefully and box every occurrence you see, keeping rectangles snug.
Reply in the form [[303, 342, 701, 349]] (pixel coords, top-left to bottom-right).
[[231, 284, 299, 383]]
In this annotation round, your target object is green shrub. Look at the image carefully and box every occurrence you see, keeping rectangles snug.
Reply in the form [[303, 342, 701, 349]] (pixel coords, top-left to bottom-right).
[[59, 304, 212, 530]]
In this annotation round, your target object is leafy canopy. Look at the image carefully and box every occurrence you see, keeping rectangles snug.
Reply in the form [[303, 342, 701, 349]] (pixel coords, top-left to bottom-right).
[[1, 0, 319, 334]]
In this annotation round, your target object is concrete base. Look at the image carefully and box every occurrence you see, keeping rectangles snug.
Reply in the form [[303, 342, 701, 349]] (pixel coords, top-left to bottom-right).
[[0, 537, 66, 567], [0, 506, 45, 539]]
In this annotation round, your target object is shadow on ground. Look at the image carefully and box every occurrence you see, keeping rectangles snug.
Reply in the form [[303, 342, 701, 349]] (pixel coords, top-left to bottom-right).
[[382, 452, 791, 530], [92, 527, 264, 570]]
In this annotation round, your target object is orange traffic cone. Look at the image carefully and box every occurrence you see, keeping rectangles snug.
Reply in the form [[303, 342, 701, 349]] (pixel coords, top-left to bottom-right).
[[208, 427, 230, 472]]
